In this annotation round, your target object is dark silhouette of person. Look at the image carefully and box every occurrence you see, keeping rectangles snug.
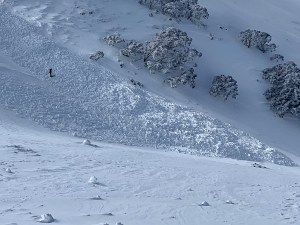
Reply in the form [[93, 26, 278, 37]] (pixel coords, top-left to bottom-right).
[[49, 68, 55, 77]]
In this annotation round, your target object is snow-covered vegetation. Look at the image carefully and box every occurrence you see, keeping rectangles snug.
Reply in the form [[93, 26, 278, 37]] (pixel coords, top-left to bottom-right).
[[209, 75, 238, 100], [262, 61, 300, 117], [239, 29, 276, 53], [138, 0, 209, 25]]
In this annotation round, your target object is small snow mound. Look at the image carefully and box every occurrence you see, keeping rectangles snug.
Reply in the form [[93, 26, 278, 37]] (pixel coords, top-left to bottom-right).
[[199, 201, 210, 206], [5, 168, 12, 173], [225, 200, 235, 204], [82, 139, 91, 145], [88, 176, 98, 184], [37, 214, 54, 223], [91, 195, 103, 200]]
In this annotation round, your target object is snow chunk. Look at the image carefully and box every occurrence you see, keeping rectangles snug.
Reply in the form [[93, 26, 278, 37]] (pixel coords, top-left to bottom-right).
[[5, 168, 12, 173], [225, 200, 235, 204], [88, 176, 98, 184], [199, 201, 210, 206], [90, 195, 103, 200], [82, 139, 91, 145], [37, 214, 54, 223]]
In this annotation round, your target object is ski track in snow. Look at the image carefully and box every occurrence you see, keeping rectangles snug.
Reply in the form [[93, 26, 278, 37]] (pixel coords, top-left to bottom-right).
[[0, 3, 296, 166]]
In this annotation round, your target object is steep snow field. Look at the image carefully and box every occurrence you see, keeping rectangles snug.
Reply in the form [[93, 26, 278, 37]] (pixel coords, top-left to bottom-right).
[[1, 112, 300, 225], [0, 0, 297, 165], [7, 0, 300, 157]]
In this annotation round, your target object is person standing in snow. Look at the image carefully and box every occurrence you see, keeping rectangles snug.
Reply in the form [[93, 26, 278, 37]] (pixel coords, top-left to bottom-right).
[[49, 68, 55, 77]]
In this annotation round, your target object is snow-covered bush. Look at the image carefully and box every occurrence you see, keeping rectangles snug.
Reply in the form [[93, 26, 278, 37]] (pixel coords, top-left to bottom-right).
[[89, 51, 104, 61], [164, 68, 196, 88], [139, 0, 209, 25], [104, 27, 201, 88], [130, 78, 144, 88], [103, 32, 125, 47], [270, 54, 284, 62], [262, 61, 300, 117], [120, 40, 144, 61], [209, 75, 238, 100], [239, 29, 276, 53], [144, 27, 201, 76]]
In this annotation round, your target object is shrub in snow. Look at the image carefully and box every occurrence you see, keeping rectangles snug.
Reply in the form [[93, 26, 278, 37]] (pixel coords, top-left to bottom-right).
[[82, 139, 91, 145], [37, 214, 54, 223], [89, 51, 104, 61], [139, 0, 209, 25], [120, 40, 144, 61], [103, 32, 125, 47], [262, 61, 300, 117], [270, 54, 284, 62], [130, 78, 144, 88], [209, 75, 238, 100], [164, 68, 196, 88], [252, 163, 267, 169], [105, 27, 201, 88], [239, 29, 276, 53], [144, 27, 201, 81]]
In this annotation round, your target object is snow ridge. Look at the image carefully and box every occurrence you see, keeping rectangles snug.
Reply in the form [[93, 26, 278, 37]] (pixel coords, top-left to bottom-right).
[[0, 5, 296, 166]]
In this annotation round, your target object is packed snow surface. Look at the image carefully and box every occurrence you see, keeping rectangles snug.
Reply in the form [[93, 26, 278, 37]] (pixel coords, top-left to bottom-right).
[[1, 113, 300, 225]]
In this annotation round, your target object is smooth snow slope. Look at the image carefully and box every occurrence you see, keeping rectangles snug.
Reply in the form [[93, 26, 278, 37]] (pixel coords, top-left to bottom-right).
[[0, 2, 296, 166], [5, 0, 300, 158], [1, 111, 300, 225]]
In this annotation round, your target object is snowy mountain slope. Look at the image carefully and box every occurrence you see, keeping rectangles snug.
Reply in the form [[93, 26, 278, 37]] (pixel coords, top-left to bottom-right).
[[1, 114, 300, 225], [4, 0, 300, 159], [0, 2, 296, 166]]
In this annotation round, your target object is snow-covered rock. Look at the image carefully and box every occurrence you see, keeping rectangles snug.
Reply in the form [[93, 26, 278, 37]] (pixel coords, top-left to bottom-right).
[[37, 214, 54, 223], [116, 222, 124, 225]]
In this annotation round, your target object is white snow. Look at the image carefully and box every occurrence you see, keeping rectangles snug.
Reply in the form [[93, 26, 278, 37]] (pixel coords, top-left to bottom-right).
[[82, 139, 91, 145], [88, 176, 99, 185], [1, 0, 300, 224], [199, 201, 210, 207], [37, 214, 54, 223], [1, 115, 300, 225]]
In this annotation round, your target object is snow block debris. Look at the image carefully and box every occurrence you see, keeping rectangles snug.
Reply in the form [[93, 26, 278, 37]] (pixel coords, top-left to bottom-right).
[[88, 176, 98, 184], [5, 168, 12, 173], [225, 200, 235, 204], [199, 201, 210, 206], [82, 139, 91, 145], [37, 214, 54, 223], [90, 195, 103, 200]]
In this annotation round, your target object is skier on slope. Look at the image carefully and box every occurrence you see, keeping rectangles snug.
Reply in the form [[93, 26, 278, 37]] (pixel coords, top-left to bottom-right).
[[49, 68, 55, 77]]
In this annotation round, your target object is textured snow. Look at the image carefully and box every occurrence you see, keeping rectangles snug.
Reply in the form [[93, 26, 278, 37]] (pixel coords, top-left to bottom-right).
[[0, 117, 300, 225], [0, 4, 296, 166]]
